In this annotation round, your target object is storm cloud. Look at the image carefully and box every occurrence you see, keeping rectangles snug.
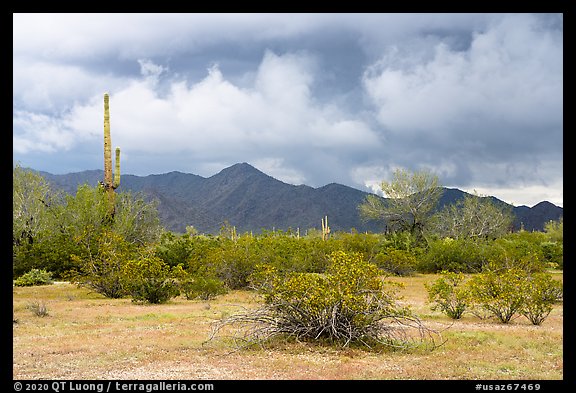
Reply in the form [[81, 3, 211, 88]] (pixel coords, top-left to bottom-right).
[[13, 13, 563, 207]]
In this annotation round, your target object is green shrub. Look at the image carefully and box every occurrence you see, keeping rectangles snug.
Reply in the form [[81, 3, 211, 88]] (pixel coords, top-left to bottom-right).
[[14, 269, 53, 287], [380, 231, 418, 252], [177, 270, 228, 301], [211, 237, 258, 289], [337, 232, 382, 260], [467, 268, 528, 323], [155, 232, 195, 268], [520, 273, 563, 325], [425, 271, 471, 319], [419, 237, 487, 273], [540, 241, 563, 269], [488, 234, 547, 273], [374, 249, 418, 276], [544, 218, 563, 243], [467, 266, 562, 325], [70, 230, 133, 299], [122, 253, 180, 304], [211, 251, 438, 350]]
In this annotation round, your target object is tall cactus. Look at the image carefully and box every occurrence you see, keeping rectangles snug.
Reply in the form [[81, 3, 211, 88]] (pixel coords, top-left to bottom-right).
[[321, 215, 330, 241], [102, 93, 120, 217]]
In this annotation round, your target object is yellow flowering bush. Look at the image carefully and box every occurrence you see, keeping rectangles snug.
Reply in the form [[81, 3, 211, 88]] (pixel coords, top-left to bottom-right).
[[520, 272, 562, 325], [425, 271, 471, 319], [212, 251, 436, 349], [467, 268, 528, 323], [467, 266, 562, 325], [122, 251, 180, 304]]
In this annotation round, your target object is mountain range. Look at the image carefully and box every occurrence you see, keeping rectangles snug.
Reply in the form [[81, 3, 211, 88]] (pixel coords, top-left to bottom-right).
[[36, 162, 563, 234]]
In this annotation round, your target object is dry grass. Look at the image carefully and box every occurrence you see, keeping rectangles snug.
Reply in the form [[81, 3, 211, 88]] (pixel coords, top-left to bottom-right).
[[13, 273, 563, 380]]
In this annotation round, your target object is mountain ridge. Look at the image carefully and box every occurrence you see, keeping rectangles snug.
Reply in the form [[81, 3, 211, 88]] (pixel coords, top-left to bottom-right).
[[32, 163, 563, 234]]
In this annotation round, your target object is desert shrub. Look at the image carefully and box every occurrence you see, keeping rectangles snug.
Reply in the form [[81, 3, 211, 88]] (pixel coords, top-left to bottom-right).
[[380, 230, 419, 252], [183, 276, 228, 300], [292, 237, 334, 273], [337, 232, 382, 260], [520, 273, 563, 325], [467, 265, 562, 325], [210, 251, 439, 350], [155, 232, 196, 267], [26, 301, 49, 317], [255, 234, 333, 274], [488, 233, 547, 273], [122, 253, 180, 304], [374, 249, 418, 276], [247, 263, 278, 292], [540, 241, 563, 269], [12, 234, 80, 280], [70, 230, 134, 299], [425, 271, 471, 319], [14, 268, 53, 287], [544, 218, 563, 243], [210, 236, 258, 289], [467, 267, 528, 323], [176, 267, 228, 301], [419, 237, 487, 273]]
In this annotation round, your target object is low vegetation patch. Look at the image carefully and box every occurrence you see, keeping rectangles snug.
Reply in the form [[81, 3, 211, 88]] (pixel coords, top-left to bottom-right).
[[426, 268, 563, 325], [26, 300, 49, 317], [208, 251, 442, 350], [14, 268, 53, 287]]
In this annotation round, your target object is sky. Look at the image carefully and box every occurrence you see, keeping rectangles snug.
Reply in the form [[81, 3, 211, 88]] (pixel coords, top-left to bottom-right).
[[13, 13, 563, 207]]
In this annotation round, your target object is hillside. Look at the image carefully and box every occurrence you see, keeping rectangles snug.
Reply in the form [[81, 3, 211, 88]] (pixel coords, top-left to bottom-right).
[[38, 163, 563, 234]]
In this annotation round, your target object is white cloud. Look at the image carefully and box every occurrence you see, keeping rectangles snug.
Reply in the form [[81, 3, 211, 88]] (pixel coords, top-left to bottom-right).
[[362, 14, 562, 136], [463, 183, 563, 208], [14, 50, 382, 176], [13, 111, 78, 153], [138, 58, 168, 86], [12, 13, 563, 207], [12, 58, 127, 112], [252, 158, 307, 185]]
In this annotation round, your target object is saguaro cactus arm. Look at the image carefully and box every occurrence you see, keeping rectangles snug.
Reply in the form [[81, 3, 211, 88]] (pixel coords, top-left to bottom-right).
[[321, 215, 330, 241], [114, 146, 121, 189]]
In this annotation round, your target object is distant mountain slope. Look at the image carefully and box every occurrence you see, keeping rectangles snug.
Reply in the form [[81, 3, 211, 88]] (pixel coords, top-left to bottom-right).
[[37, 163, 562, 234]]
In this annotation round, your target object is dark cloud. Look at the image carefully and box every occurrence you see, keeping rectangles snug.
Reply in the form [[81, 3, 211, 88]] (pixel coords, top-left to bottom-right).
[[13, 13, 563, 207]]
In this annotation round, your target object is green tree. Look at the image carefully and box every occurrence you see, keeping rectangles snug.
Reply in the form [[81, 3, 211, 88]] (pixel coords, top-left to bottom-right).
[[13, 166, 164, 280], [63, 185, 163, 297], [542, 217, 563, 269], [111, 190, 163, 245], [12, 165, 74, 276], [430, 191, 514, 240], [544, 217, 563, 243], [13, 165, 61, 255], [359, 168, 441, 241]]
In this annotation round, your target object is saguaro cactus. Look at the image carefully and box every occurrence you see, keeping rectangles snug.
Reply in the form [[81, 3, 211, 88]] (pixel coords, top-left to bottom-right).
[[102, 93, 120, 216], [321, 215, 331, 241]]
